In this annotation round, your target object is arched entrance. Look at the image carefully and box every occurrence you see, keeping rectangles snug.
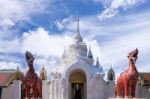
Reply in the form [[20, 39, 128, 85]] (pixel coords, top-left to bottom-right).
[[69, 69, 86, 99]]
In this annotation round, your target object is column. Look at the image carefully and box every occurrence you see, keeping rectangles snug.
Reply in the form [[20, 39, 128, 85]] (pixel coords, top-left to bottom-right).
[[42, 80, 49, 99]]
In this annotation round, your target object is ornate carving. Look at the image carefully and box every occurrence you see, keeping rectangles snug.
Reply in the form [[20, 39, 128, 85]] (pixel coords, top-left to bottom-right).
[[22, 51, 42, 98], [116, 49, 139, 98]]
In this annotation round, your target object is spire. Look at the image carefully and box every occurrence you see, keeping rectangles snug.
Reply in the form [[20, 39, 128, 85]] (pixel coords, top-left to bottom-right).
[[40, 65, 47, 80], [77, 16, 80, 33], [15, 65, 22, 80], [107, 66, 115, 80], [95, 58, 104, 73], [88, 46, 93, 59], [74, 16, 83, 43], [95, 57, 100, 67]]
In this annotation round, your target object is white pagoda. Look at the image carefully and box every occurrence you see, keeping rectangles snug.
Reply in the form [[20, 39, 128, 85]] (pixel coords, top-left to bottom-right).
[[46, 17, 115, 99]]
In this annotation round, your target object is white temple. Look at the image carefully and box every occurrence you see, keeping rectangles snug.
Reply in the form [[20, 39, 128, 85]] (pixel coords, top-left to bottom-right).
[[43, 17, 115, 99], [1, 17, 150, 99]]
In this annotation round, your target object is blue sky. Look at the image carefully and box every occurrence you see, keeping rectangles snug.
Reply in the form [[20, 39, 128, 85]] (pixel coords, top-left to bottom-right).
[[0, 0, 150, 78]]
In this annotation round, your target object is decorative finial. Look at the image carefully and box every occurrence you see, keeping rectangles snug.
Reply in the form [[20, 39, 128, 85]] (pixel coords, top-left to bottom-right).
[[77, 16, 80, 34], [74, 16, 83, 43]]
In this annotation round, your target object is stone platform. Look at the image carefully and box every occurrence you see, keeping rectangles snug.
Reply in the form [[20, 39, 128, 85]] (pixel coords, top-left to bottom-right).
[[109, 98, 148, 99]]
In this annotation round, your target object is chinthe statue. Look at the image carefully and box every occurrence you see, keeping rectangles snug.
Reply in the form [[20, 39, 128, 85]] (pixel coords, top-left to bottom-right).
[[116, 48, 139, 98], [22, 51, 42, 98]]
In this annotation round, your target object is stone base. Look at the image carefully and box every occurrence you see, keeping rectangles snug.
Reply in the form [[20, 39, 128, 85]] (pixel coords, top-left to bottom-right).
[[109, 97, 148, 99]]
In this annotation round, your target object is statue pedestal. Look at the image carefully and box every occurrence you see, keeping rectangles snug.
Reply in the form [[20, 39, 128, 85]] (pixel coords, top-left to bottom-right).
[[108, 97, 148, 99]]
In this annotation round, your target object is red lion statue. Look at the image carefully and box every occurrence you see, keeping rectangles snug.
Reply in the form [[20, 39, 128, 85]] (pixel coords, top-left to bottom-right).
[[22, 51, 42, 99], [116, 48, 139, 98]]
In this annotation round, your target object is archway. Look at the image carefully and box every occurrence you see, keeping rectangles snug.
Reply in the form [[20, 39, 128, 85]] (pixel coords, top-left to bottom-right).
[[69, 69, 86, 99]]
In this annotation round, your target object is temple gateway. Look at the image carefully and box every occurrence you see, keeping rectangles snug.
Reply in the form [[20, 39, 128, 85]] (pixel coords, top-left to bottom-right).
[[48, 18, 115, 99], [0, 18, 150, 99]]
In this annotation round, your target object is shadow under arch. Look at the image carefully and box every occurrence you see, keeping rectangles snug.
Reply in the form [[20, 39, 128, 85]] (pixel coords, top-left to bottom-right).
[[69, 69, 87, 99]]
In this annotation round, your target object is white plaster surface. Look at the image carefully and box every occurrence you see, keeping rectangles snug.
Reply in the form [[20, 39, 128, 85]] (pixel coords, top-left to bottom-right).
[[42, 80, 50, 99], [136, 84, 150, 99], [48, 33, 115, 99], [1, 80, 21, 99]]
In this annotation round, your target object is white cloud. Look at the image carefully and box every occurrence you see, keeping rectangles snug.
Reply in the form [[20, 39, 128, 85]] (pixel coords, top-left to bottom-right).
[[100, 29, 150, 67], [98, 0, 145, 20], [55, 21, 64, 30], [56, 16, 109, 40], [0, 7, 150, 79], [0, 0, 50, 28], [85, 39, 102, 60], [57, 11, 150, 77], [34, 57, 59, 77], [22, 27, 73, 58], [54, 16, 75, 31], [0, 61, 19, 70], [20, 27, 73, 75], [0, 38, 21, 53], [0, 26, 73, 74]]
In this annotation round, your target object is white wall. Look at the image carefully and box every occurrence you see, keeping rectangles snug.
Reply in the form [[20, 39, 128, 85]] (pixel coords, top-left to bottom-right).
[[1, 85, 13, 99], [87, 77, 115, 99], [50, 64, 115, 99], [49, 76, 115, 99], [42, 80, 50, 99], [136, 84, 150, 98], [12, 80, 22, 99], [1, 80, 21, 99]]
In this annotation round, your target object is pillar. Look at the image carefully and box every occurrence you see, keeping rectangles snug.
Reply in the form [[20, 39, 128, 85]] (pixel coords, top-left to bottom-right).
[[42, 80, 49, 99]]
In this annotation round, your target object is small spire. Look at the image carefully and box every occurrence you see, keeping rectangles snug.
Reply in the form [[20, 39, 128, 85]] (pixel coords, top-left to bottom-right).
[[107, 66, 115, 80], [15, 65, 21, 80], [74, 16, 83, 43], [40, 65, 47, 80], [95, 57, 100, 67], [88, 46, 93, 59]]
